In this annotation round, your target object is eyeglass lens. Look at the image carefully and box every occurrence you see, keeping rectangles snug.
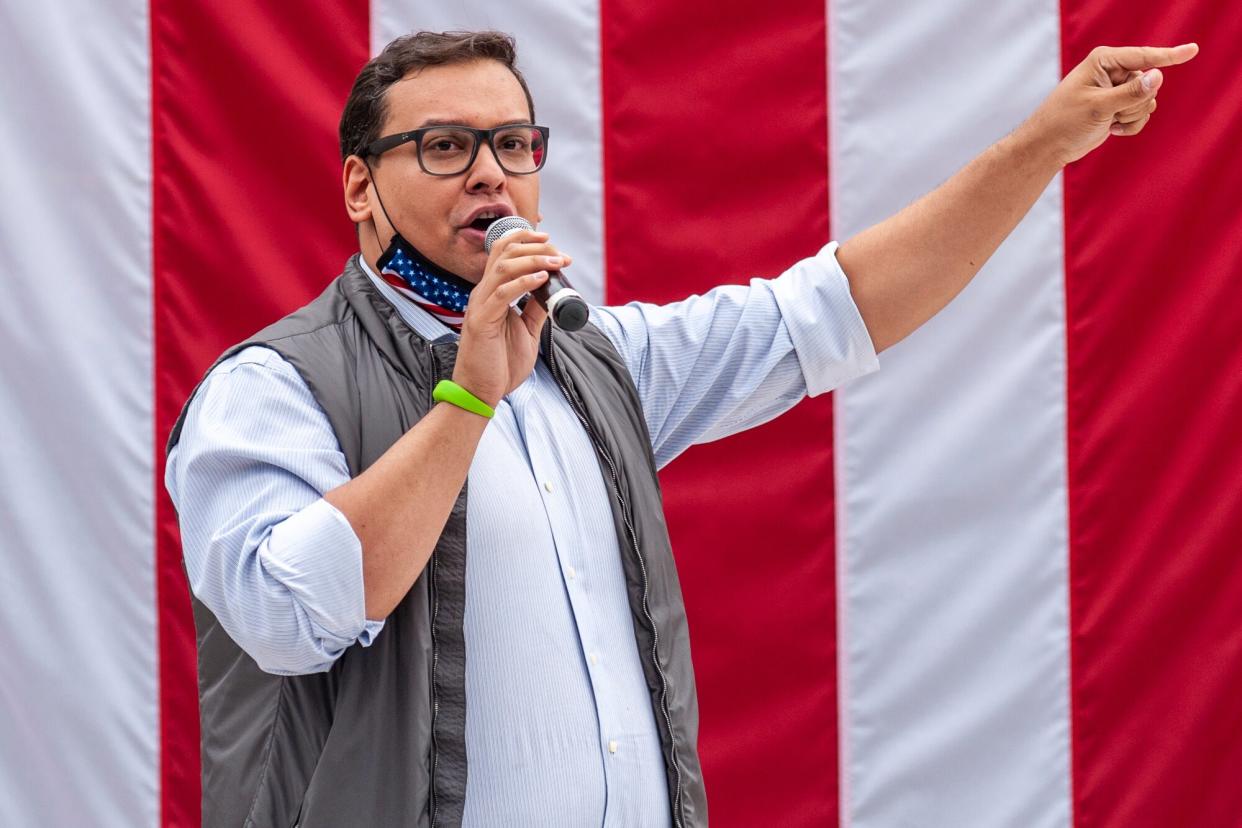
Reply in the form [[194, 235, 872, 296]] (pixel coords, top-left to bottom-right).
[[419, 127, 545, 174]]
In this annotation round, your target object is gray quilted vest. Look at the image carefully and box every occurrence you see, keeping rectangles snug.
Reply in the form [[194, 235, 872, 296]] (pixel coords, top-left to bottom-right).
[[167, 255, 707, 827]]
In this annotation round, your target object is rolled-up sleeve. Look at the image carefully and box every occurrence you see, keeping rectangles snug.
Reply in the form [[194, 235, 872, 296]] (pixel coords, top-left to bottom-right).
[[769, 241, 879, 396], [166, 346, 384, 675], [592, 241, 878, 468]]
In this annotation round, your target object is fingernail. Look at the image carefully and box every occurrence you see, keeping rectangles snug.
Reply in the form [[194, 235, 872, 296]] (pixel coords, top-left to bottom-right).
[[1141, 69, 1161, 91], [544, 256, 563, 267]]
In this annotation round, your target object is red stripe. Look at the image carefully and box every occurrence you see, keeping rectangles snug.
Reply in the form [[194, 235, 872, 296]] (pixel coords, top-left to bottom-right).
[[413, 299, 464, 320], [1061, 9, 1242, 827], [601, 5, 836, 825], [380, 271, 415, 292], [413, 304, 466, 323], [151, 3, 368, 824], [379, 272, 467, 320]]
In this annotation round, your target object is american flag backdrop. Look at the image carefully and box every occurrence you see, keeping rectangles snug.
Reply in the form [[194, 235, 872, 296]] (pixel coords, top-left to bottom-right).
[[1, 1, 1240, 826]]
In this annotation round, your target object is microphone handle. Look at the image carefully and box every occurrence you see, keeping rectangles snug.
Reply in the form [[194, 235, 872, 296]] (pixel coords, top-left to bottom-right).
[[530, 270, 590, 332]]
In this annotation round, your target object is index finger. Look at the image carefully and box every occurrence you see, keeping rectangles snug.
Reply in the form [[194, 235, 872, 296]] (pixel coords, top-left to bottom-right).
[[481, 228, 547, 281], [488, 228, 548, 260], [1101, 43, 1199, 71]]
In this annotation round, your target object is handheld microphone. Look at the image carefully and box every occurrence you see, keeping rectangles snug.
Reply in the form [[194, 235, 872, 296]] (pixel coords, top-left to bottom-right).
[[484, 216, 590, 332]]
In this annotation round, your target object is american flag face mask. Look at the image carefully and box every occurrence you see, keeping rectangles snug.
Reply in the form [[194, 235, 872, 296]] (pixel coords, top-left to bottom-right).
[[375, 230, 474, 332]]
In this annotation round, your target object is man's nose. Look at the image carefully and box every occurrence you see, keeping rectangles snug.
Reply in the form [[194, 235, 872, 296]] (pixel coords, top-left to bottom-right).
[[465, 142, 506, 192]]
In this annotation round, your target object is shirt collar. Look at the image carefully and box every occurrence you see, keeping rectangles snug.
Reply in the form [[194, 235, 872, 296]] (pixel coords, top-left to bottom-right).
[[357, 253, 459, 344]]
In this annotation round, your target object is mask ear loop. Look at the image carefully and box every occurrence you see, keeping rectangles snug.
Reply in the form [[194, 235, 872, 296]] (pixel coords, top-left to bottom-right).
[[364, 158, 401, 252]]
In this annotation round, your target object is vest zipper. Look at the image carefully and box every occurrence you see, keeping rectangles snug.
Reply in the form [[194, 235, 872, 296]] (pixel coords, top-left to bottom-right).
[[541, 325, 686, 828], [427, 344, 442, 827]]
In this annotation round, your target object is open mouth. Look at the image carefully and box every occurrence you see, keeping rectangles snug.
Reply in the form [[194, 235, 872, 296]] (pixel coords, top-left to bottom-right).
[[461, 206, 512, 235]]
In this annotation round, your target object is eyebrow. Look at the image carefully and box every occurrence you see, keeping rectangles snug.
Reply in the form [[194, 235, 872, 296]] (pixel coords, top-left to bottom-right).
[[415, 117, 532, 129]]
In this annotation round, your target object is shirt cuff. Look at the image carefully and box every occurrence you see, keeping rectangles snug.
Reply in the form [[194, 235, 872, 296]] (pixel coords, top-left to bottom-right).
[[770, 240, 880, 396], [260, 497, 385, 649]]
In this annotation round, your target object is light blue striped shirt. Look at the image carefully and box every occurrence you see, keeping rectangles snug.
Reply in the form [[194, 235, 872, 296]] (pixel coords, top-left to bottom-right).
[[166, 244, 878, 826]]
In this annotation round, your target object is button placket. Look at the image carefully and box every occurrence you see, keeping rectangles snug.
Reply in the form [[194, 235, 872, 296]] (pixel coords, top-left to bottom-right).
[[524, 366, 633, 796]]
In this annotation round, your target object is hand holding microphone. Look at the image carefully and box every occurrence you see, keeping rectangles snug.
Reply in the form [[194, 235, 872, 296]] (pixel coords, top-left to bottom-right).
[[485, 217, 589, 332]]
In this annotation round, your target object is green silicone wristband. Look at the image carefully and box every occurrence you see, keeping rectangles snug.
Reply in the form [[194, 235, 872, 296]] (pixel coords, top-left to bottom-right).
[[432, 380, 495, 419]]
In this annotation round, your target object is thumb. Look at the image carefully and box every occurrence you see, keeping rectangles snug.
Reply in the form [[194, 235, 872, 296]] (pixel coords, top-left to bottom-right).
[[1102, 68, 1162, 113], [519, 294, 549, 339]]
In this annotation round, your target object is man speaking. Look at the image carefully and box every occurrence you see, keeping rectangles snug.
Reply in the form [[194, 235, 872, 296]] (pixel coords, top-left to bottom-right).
[[165, 30, 1197, 828]]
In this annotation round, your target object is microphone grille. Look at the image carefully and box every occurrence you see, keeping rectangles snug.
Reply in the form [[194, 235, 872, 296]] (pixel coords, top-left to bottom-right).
[[483, 215, 534, 253]]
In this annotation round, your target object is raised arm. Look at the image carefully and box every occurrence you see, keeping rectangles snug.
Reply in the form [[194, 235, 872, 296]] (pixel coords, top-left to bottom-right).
[[836, 43, 1199, 353]]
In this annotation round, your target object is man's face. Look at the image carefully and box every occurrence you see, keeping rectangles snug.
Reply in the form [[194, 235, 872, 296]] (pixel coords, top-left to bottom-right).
[[358, 59, 540, 282]]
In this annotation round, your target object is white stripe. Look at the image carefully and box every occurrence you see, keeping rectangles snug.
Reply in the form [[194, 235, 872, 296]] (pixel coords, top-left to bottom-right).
[[372, 2, 605, 302], [0, 2, 155, 827], [829, 0, 1071, 825]]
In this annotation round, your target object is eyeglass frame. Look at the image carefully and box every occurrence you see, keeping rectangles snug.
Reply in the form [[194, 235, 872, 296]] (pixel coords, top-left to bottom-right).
[[364, 123, 551, 176]]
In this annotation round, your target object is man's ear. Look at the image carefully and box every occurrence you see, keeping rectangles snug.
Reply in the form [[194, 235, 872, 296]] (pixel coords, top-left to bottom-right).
[[343, 155, 373, 224]]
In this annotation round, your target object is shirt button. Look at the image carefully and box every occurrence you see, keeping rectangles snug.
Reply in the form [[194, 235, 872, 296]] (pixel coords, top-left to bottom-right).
[[608, 740, 618, 754], [566, 565, 576, 580], [543, 481, 554, 493], [589, 652, 599, 666]]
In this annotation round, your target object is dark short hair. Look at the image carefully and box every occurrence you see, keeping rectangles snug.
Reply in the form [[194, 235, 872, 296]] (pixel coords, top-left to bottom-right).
[[338, 30, 536, 162]]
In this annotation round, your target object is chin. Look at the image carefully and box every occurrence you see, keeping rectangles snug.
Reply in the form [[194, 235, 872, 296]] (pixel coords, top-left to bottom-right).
[[446, 260, 484, 285], [457, 252, 489, 284]]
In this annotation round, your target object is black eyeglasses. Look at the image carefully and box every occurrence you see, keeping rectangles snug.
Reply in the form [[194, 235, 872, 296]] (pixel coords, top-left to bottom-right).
[[365, 123, 550, 176]]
